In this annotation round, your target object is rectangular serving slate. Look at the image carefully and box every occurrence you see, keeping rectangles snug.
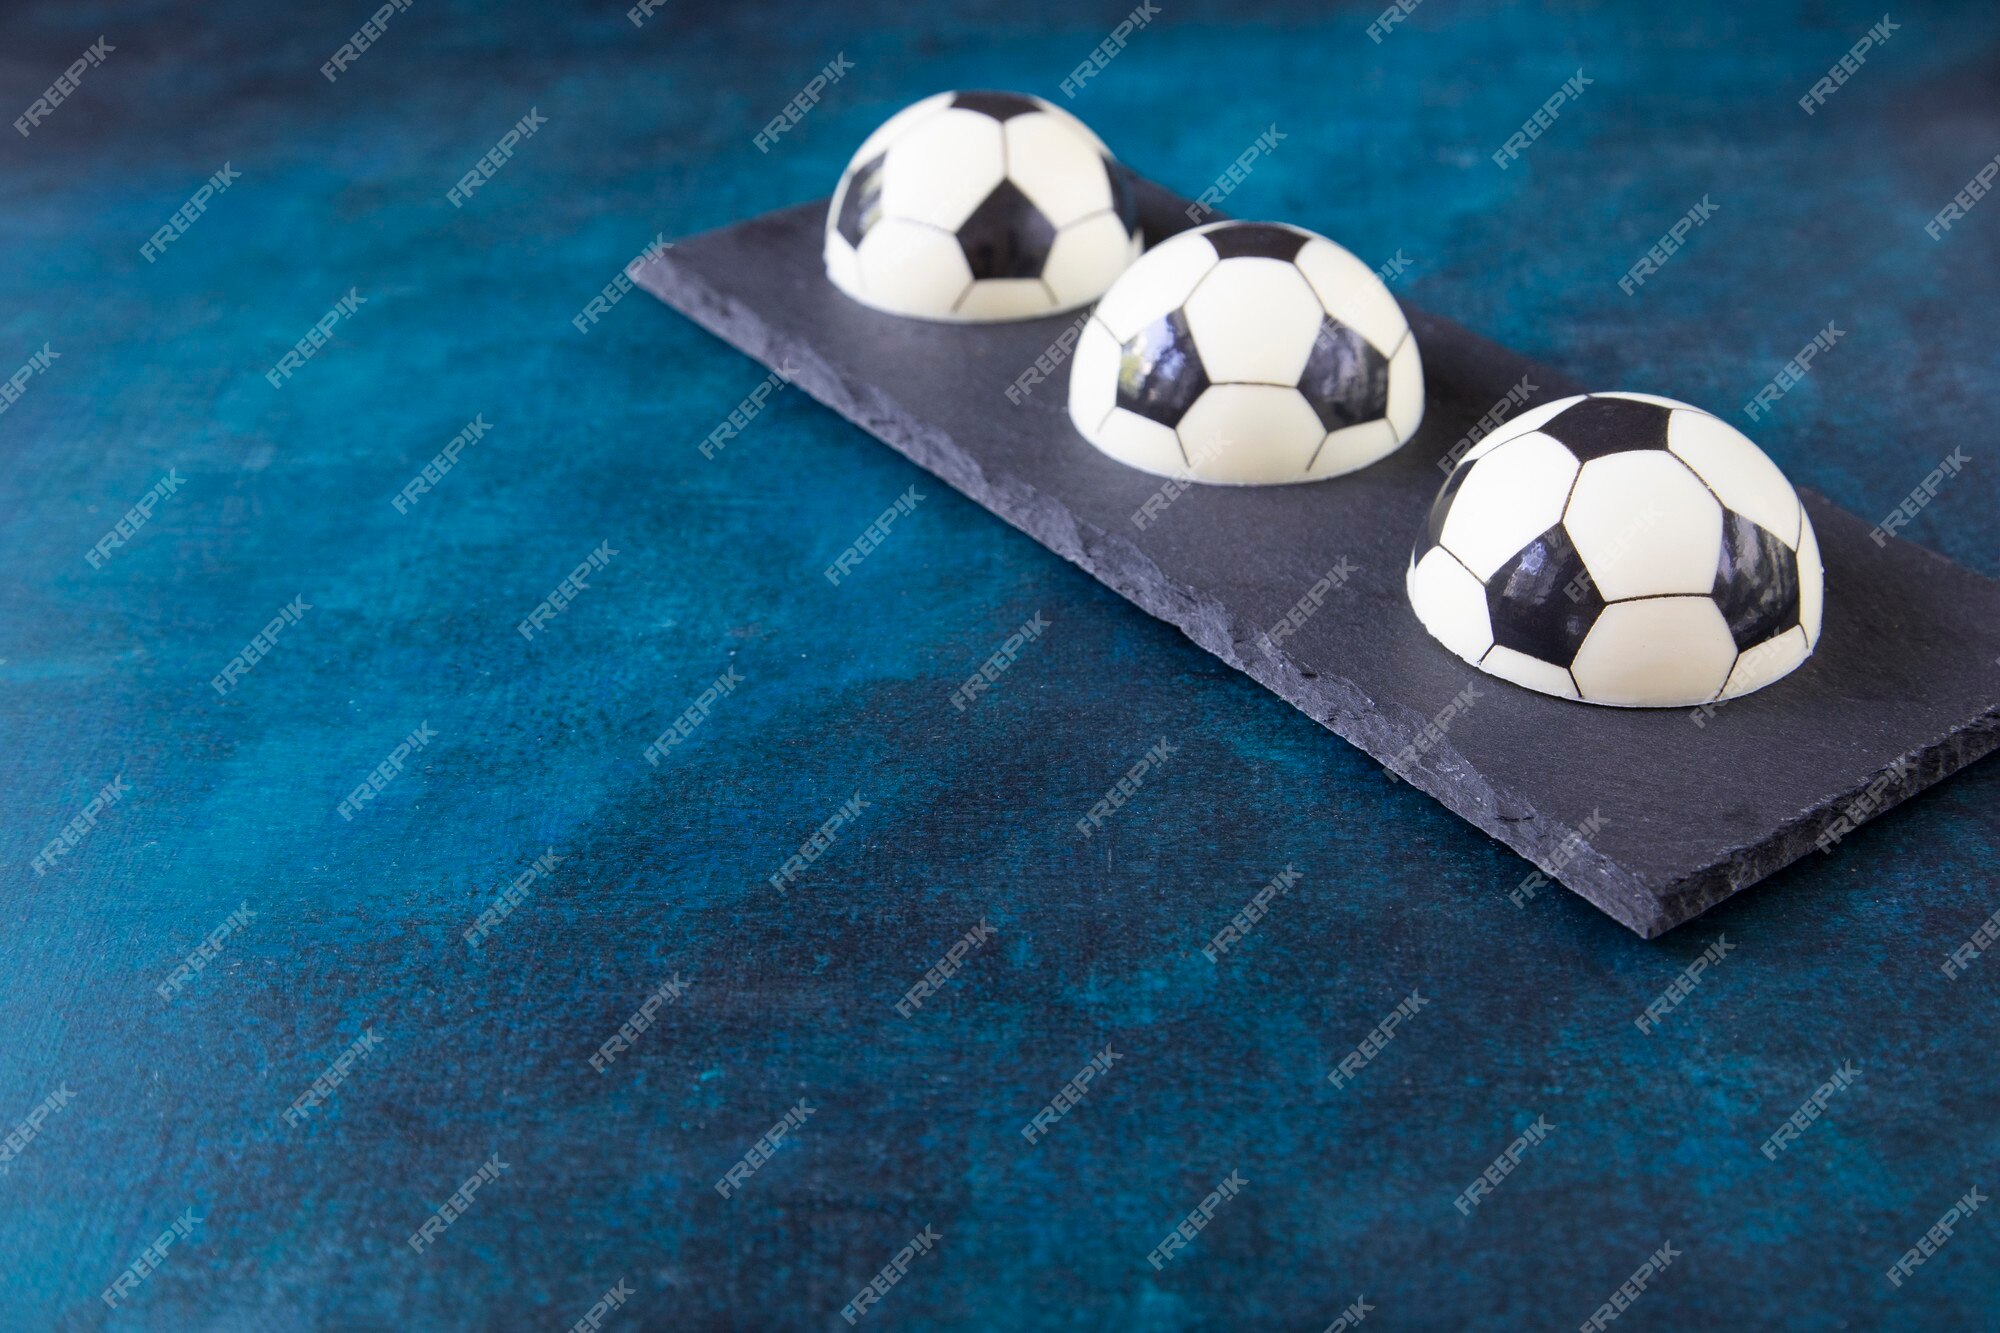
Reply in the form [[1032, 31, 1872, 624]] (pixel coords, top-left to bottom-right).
[[634, 179, 2000, 937]]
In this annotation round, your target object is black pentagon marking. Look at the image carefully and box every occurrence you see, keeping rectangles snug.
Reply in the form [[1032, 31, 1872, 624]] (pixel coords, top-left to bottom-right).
[[1298, 316, 1390, 433], [1204, 223, 1309, 263], [1116, 309, 1208, 427], [951, 91, 1042, 122], [1713, 510, 1801, 650], [1487, 524, 1604, 667], [1106, 156, 1139, 236], [834, 152, 887, 249], [956, 179, 1055, 280], [1538, 395, 1673, 463], [1421, 460, 1472, 557]]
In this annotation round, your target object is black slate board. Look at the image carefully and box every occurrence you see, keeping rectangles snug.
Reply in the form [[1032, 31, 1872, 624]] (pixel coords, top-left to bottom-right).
[[634, 179, 2000, 937]]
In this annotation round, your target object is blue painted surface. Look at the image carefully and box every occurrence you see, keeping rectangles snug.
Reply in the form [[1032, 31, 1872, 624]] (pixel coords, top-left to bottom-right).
[[2, 1, 1998, 1327]]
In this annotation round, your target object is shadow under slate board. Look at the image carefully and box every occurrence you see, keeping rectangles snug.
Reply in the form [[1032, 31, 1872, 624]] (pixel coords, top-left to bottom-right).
[[633, 176, 2000, 938]]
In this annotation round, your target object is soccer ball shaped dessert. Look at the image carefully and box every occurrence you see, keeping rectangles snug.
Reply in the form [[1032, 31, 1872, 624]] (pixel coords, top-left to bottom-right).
[[1408, 392, 1824, 707], [1068, 220, 1423, 484], [824, 91, 1141, 321]]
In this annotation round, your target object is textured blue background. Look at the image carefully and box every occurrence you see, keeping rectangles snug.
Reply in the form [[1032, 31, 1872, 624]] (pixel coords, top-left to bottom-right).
[[4, 0, 1999, 1328]]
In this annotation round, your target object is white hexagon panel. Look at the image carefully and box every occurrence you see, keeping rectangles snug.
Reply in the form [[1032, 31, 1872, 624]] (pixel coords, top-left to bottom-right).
[[824, 91, 1142, 322], [1407, 392, 1825, 707], [1068, 220, 1423, 485]]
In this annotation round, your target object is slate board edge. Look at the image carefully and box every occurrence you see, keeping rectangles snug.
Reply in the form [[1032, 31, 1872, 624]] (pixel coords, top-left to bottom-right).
[[633, 204, 2000, 939]]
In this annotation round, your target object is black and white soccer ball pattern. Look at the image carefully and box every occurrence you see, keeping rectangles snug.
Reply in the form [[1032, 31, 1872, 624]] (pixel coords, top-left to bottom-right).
[[1408, 393, 1824, 707], [1068, 220, 1422, 484], [824, 91, 1141, 322]]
